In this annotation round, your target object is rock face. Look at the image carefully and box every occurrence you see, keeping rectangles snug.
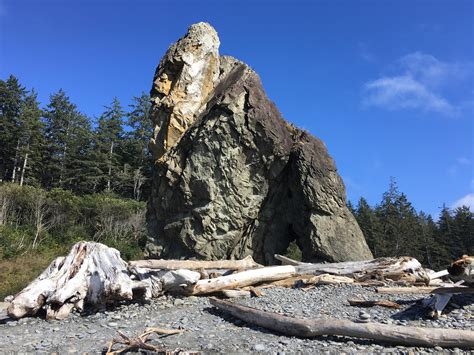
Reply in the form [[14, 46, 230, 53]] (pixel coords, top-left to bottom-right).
[[146, 22, 373, 264]]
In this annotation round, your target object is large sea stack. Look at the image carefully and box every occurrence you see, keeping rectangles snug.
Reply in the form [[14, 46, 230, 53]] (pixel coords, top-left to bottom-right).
[[146, 23, 373, 264]]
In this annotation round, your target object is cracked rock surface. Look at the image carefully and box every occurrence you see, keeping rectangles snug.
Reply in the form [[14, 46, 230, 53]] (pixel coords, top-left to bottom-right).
[[146, 22, 373, 264]]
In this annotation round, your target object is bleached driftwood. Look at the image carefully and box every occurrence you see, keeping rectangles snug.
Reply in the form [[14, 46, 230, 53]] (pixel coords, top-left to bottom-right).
[[287, 255, 430, 285], [274, 254, 303, 266], [185, 265, 297, 295], [259, 273, 354, 289], [210, 298, 474, 348], [448, 255, 474, 285], [8, 242, 144, 319], [376, 286, 473, 294], [129, 255, 261, 270], [221, 289, 252, 298]]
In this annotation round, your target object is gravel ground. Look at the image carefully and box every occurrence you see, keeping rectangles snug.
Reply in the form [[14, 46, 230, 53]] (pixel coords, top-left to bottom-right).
[[0, 284, 472, 353]]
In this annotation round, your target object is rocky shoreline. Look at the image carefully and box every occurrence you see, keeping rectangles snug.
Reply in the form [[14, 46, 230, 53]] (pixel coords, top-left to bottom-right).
[[1, 284, 472, 353]]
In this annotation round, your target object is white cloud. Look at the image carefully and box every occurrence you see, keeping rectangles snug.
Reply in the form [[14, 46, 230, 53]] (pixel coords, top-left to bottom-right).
[[363, 75, 456, 115], [451, 193, 474, 210], [362, 51, 470, 116]]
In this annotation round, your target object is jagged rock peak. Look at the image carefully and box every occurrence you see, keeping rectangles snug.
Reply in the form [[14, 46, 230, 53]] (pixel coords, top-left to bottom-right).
[[146, 23, 373, 264], [149, 22, 221, 160]]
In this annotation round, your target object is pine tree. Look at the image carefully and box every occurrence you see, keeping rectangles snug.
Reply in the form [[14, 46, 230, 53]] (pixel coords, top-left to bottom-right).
[[42, 90, 85, 189], [355, 197, 383, 257], [95, 97, 125, 192], [434, 206, 454, 268], [0, 75, 27, 182], [417, 211, 438, 268], [451, 206, 473, 257], [375, 177, 402, 256], [16, 90, 44, 186], [123, 93, 152, 200]]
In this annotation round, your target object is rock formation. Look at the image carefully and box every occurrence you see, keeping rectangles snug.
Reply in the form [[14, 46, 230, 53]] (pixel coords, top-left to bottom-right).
[[146, 22, 373, 264]]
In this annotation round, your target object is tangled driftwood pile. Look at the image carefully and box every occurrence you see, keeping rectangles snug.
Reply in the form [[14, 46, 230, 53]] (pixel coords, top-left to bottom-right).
[[6, 242, 474, 349]]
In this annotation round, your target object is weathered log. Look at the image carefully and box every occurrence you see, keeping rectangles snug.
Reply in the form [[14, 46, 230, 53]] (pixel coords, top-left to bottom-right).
[[186, 265, 297, 295], [129, 255, 261, 270], [210, 298, 474, 348], [7, 256, 65, 318], [347, 299, 401, 309], [290, 256, 430, 285], [376, 286, 473, 294], [448, 255, 474, 285], [274, 254, 303, 266], [221, 290, 252, 298], [8, 242, 146, 319]]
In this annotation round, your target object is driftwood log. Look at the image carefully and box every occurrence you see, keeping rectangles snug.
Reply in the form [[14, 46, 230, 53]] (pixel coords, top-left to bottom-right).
[[7, 241, 452, 320], [376, 286, 474, 294], [129, 256, 261, 270], [278, 255, 430, 285], [210, 298, 474, 348], [185, 265, 297, 295], [8, 242, 143, 320], [347, 299, 401, 309]]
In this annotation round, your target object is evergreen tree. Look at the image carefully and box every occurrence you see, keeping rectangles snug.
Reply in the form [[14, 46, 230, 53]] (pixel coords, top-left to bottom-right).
[[42, 90, 86, 189], [417, 211, 438, 268], [434, 206, 455, 268], [451, 206, 474, 256], [375, 177, 402, 256], [95, 97, 125, 192], [355, 197, 383, 257], [16, 90, 44, 186], [0, 75, 27, 182], [123, 93, 152, 200]]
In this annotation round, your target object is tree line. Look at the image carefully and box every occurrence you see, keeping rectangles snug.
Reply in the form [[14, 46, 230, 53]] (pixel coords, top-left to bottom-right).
[[0, 75, 153, 200], [349, 178, 473, 270]]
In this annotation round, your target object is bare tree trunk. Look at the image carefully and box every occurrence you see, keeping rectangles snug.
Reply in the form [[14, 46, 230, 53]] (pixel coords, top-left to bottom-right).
[[11, 138, 20, 183], [19, 149, 29, 187], [107, 141, 114, 191], [133, 168, 144, 201], [0, 189, 11, 225]]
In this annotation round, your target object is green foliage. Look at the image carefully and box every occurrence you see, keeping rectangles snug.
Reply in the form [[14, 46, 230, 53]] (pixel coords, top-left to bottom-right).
[[284, 240, 303, 262], [0, 183, 146, 297], [353, 178, 473, 270]]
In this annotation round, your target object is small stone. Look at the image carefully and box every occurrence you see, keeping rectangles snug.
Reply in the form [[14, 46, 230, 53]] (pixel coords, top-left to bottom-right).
[[253, 344, 266, 351], [174, 299, 184, 306], [108, 322, 118, 327], [359, 311, 371, 320], [434, 346, 443, 351]]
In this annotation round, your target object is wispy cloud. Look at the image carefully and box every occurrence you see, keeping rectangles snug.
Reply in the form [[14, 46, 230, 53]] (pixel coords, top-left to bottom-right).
[[362, 52, 471, 116], [451, 193, 474, 210]]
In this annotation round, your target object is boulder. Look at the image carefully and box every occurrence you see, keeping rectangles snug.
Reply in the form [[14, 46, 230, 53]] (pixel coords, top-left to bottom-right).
[[146, 22, 373, 264]]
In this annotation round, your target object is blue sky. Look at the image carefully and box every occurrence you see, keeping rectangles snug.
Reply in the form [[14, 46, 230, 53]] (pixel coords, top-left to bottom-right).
[[1, 0, 473, 217]]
